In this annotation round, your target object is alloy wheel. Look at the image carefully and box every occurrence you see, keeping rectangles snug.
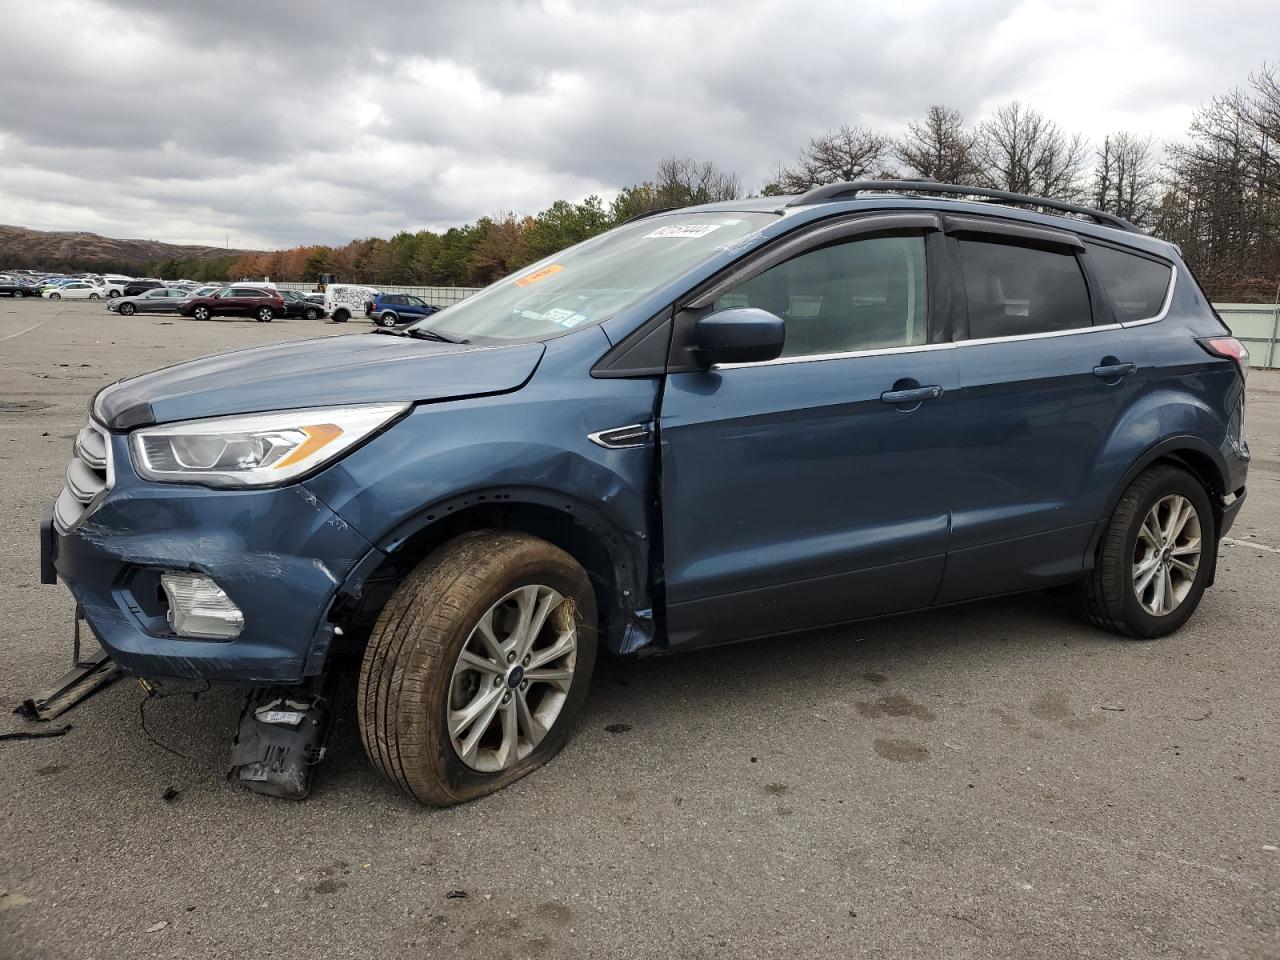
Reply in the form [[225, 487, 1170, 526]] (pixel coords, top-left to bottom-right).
[[447, 584, 577, 773], [1132, 494, 1202, 616]]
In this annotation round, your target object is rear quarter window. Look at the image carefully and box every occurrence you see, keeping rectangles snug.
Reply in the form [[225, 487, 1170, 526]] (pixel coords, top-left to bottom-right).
[[1084, 243, 1174, 323], [957, 238, 1092, 339]]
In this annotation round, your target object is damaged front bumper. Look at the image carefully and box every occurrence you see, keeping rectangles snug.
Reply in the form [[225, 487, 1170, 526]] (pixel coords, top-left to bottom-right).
[[45, 430, 375, 683]]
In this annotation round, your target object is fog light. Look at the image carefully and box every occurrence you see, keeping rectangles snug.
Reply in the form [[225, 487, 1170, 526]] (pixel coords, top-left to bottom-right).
[[160, 571, 244, 640]]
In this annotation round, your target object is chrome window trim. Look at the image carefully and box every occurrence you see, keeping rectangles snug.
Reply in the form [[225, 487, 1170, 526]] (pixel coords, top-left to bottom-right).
[[712, 340, 956, 371], [957, 322, 1123, 347], [1118, 268, 1176, 328]]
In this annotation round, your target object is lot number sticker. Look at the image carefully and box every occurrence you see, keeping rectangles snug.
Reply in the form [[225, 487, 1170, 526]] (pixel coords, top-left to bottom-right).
[[516, 264, 564, 287], [645, 224, 722, 239]]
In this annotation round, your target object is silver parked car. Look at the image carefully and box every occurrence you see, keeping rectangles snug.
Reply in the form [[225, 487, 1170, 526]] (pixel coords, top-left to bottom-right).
[[107, 287, 192, 316]]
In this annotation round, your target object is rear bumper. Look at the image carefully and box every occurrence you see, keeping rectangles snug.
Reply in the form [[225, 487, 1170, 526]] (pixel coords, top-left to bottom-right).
[[45, 435, 375, 683]]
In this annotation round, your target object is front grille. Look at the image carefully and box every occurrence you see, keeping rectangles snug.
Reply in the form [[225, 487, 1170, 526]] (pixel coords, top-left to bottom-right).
[[53, 421, 112, 534]]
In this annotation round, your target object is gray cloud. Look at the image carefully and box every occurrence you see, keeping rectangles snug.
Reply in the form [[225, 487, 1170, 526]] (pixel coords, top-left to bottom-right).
[[2, 0, 1276, 249]]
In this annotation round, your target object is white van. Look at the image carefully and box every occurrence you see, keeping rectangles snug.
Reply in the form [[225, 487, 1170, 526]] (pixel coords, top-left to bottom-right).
[[324, 284, 378, 323]]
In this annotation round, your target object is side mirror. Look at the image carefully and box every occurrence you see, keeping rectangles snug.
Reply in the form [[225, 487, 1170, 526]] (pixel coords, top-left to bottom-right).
[[694, 307, 786, 367]]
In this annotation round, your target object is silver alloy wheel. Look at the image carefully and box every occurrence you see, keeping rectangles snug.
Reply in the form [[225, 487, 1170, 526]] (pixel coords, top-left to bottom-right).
[[1132, 493, 1202, 616], [447, 584, 577, 773]]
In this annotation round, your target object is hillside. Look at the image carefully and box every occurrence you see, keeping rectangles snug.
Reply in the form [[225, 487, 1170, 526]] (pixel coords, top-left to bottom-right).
[[0, 224, 259, 275]]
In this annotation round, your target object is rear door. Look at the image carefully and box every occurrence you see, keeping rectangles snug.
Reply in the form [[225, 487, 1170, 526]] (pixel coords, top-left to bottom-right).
[[659, 215, 959, 648], [938, 217, 1148, 602]]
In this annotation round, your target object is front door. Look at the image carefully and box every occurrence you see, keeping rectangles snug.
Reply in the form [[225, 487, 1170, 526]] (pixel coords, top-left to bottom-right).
[[660, 226, 958, 648]]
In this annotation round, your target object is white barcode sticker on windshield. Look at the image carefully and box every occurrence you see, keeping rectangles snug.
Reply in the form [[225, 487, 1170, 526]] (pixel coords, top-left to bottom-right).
[[645, 223, 722, 239]]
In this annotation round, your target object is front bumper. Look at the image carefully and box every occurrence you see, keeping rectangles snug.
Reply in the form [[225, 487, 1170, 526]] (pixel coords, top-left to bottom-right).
[[44, 431, 376, 683]]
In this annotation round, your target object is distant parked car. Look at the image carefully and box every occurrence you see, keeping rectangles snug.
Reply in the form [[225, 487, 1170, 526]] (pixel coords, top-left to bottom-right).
[[364, 292, 439, 328], [188, 284, 222, 299], [122, 279, 165, 297], [43, 281, 104, 300], [0, 279, 37, 297], [108, 287, 192, 316], [324, 283, 379, 323], [280, 290, 327, 321], [179, 285, 284, 322], [98, 278, 130, 298]]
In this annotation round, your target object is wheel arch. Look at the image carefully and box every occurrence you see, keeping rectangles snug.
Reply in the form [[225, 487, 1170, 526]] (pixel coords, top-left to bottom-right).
[[324, 487, 654, 669], [1087, 434, 1230, 573]]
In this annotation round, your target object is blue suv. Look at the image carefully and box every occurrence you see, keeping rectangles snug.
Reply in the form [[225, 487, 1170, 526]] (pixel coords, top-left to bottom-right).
[[41, 182, 1249, 804], [365, 292, 439, 327]]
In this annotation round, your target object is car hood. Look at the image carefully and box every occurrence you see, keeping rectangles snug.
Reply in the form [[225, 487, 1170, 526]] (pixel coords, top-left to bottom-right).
[[94, 333, 545, 429]]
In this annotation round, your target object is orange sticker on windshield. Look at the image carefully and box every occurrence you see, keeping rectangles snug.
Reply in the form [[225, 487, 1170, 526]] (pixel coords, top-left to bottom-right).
[[515, 264, 564, 287]]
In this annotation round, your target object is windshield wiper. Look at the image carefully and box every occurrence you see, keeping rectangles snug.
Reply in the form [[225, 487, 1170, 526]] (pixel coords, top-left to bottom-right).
[[372, 326, 470, 344]]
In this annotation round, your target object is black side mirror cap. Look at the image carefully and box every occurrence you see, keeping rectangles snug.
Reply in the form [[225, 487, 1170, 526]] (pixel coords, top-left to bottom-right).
[[694, 307, 786, 367]]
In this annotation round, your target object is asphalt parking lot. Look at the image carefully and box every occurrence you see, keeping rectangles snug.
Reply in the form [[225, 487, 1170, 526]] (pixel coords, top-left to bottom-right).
[[1, 297, 1277, 959]]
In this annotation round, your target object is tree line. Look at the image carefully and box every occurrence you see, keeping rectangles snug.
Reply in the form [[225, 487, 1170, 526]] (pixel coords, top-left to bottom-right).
[[40, 63, 1280, 302]]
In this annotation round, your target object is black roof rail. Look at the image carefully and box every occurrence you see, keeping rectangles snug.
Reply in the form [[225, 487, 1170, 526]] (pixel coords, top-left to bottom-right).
[[784, 180, 1142, 233]]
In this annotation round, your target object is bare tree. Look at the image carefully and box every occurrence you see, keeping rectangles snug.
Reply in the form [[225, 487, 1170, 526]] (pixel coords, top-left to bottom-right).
[[895, 106, 981, 184], [975, 101, 1088, 199], [766, 124, 892, 193], [653, 157, 742, 207], [1092, 131, 1160, 226]]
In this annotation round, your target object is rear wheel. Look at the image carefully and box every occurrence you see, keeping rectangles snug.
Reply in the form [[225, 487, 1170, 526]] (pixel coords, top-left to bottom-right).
[[333, 309, 349, 323], [49, 293, 61, 300], [378, 311, 399, 327], [192, 305, 211, 321], [358, 531, 598, 806], [1083, 464, 1215, 638], [89, 292, 100, 300], [107, 290, 118, 299], [120, 302, 136, 316]]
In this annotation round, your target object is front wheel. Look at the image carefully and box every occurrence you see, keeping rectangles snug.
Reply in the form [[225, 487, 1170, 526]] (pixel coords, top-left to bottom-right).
[[256, 307, 274, 322], [49, 293, 61, 300], [358, 531, 598, 806], [89, 292, 100, 300], [192, 305, 211, 321], [1083, 464, 1215, 638], [120, 302, 136, 315], [303, 307, 320, 321]]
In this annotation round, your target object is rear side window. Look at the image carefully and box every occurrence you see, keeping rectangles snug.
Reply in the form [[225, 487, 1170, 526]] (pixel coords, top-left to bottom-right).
[[1085, 243, 1173, 322], [957, 239, 1091, 339]]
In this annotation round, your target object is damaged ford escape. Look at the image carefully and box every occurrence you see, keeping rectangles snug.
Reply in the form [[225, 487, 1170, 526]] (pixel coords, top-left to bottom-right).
[[40, 182, 1249, 805]]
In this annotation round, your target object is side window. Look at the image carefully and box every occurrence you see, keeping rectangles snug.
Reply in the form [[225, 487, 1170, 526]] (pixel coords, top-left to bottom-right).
[[1085, 242, 1173, 323], [385, 294, 407, 306], [407, 296, 426, 307], [956, 238, 1091, 339], [715, 234, 929, 358]]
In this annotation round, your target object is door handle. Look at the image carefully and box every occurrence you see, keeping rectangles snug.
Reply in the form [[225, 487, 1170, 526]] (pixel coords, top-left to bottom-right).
[[1092, 362, 1137, 379], [880, 385, 944, 405]]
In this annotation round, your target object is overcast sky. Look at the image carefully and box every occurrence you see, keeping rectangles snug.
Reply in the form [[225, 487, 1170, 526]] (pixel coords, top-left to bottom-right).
[[1, 0, 1275, 250]]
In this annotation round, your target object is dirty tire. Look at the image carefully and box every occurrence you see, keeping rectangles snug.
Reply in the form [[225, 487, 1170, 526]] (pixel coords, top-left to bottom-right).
[[1082, 464, 1215, 639], [358, 531, 598, 806]]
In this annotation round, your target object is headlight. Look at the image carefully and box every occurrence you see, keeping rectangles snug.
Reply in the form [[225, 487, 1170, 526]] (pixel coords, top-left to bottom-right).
[[129, 403, 407, 486]]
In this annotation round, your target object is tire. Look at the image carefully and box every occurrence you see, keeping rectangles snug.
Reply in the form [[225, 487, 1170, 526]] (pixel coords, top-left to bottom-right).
[[120, 302, 136, 316], [333, 309, 349, 323], [256, 307, 274, 322], [358, 531, 599, 807], [1083, 464, 1215, 639], [304, 308, 320, 321], [89, 292, 100, 300], [107, 290, 118, 299], [378, 311, 399, 328], [192, 305, 211, 321], [49, 293, 61, 300]]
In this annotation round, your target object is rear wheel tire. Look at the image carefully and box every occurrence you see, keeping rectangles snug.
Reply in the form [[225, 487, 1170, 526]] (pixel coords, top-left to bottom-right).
[[358, 531, 598, 806], [192, 306, 211, 321], [1083, 464, 1215, 639], [378, 311, 399, 328], [89, 292, 100, 300], [49, 293, 61, 300], [333, 309, 349, 323]]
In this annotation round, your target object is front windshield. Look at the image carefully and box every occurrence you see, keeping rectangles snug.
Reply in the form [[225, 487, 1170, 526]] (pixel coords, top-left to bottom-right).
[[408, 212, 776, 342]]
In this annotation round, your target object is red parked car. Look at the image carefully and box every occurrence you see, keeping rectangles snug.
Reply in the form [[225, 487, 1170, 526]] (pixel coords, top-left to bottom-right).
[[179, 285, 285, 323]]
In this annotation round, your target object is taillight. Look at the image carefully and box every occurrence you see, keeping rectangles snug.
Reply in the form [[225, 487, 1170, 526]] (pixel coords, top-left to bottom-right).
[[1197, 337, 1250, 381]]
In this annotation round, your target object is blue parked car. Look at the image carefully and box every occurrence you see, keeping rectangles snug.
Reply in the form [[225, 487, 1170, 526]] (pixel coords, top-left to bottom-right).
[[41, 181, 1249, 804], [365, 291, 439, 327]]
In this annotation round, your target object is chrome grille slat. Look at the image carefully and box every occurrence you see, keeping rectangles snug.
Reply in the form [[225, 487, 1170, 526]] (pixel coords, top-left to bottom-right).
[[53, 420, 112, 534]]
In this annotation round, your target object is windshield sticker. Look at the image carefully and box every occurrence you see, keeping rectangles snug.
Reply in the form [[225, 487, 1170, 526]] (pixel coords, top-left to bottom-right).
[[541, 307, 589, 328], [515, 263, 564, 287], [645, 223, 722, 239]]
